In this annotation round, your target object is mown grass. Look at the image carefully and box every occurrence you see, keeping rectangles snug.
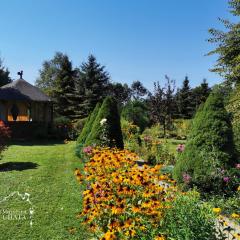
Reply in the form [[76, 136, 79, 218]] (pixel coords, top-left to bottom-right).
[[0, 141, 89, 240], [160, 138, 186, 155]]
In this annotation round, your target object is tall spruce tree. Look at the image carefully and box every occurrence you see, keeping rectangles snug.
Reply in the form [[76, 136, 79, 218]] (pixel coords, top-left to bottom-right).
[[36, 52, 76, 119], [176, 76, 194, 119], [192, 79, 211, 111], [79, 55, 110, 117], [71, 68, 86, 120], [208, 0, 240, 84], [0, 58, 12, 87], [54, 54, 76, 119]]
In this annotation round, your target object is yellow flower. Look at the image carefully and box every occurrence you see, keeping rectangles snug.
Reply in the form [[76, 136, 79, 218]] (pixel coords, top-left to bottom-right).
[[132, 206, 141, 213], [111, 206, 123, 215], [102, 231, 116, 240], [213, 208, 221, 214], [155, 235, 166, 240], [231, 213, 240, 219], [233, 233, 240, 240], [237, 186, 240, 191], [125, 229, 136, 237]]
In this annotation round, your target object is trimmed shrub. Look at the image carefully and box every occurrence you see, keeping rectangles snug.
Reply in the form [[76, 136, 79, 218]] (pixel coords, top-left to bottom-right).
[[0, 121, 11, 158], [226, 85, 240, 157], [77, 103, 101, 144], [52, 116, 75, 139], [76, 103, 101, 157], [85, 97, 124, 149], [73, 118, 87, 135], [173, 90, 236, 193]]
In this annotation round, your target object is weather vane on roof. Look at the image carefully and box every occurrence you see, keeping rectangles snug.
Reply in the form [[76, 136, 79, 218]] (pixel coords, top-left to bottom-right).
[[17, 70, 23, 79]]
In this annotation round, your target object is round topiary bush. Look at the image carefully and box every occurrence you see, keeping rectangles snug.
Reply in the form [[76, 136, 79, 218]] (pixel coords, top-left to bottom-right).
[[85, 96, 124, 149], [173, 89, 236, 193], [76, 102, 101, 157]]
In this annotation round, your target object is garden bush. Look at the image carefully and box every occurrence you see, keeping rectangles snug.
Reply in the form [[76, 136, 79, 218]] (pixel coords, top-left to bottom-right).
[[142, 124, 162, 139], [173, 119, 191, 139], [52, 116, 76, 139], [85, 97, 124, 149], [72, 117, 87, 135], [162, 191, 216, 240], [173, 90, 237, 194], [76, 102, 101, 157], [121, 100, 150, 133], [143, 140, 176, 166], [226, 85, 240, 157], [77, 103, 101, 144], [0, 120, 11, 157], [121, 118, 142, 153]]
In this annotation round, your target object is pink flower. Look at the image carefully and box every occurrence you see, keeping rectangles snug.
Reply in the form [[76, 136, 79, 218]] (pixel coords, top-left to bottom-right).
[[223, 177, 230, 183], [236, 164, 240, 169], [83, 146, 93, 155], [182, 172, 191, 184], [177, 144, 185, 153], [143, 136, 152, 142]]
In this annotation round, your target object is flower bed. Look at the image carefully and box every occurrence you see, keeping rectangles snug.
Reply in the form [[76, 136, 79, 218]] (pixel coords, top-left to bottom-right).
[[75, 148, 177, 239], [75, 148, 226, 240]]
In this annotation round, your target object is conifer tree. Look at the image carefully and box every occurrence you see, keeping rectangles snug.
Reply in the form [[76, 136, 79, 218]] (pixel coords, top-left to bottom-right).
[[174, 89, 236, 193], [176, 76, 194, 119], [0, 58, 12, 87], [36, 52, 77, 119], [54, 54, 76, 119], [79, 55, 110, 117], [85, 97, 124, 149], [208, 0, 240, 84], [76, 102, 101, 157], [192, 79, 211, 111]]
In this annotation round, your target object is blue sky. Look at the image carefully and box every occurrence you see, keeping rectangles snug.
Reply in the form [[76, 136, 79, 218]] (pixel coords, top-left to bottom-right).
[[0, 0, 236, 90]]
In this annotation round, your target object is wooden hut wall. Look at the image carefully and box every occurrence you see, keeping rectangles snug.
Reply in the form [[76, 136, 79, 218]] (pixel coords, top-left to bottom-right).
[[7, 101, 30, 122]]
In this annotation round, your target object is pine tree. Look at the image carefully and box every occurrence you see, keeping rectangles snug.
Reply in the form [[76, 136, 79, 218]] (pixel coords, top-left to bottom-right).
[[176, 76, 194, 119], [71, 68, 86, 120], [192, 79, 211, 111], [79, 55, 110, 117], [0, 58, 12, 87], [208, 0, 240, 84], [53, 53, 76, 119]]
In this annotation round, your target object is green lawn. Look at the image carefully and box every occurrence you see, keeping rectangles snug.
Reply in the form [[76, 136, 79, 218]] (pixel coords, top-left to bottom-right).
[[160, 138, 186, 155], [0, 141, 89, 240]]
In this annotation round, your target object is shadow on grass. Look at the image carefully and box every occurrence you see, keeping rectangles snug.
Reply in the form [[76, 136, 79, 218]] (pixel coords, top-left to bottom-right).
[[0, 162, 39, 172], [9, 139, 65, 146]]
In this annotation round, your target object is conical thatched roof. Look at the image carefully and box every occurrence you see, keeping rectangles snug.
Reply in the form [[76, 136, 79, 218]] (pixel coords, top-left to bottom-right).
[[0, 79, 51, 102]]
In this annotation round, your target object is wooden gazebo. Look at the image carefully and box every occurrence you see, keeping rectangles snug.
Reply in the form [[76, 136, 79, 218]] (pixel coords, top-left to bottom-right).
[[0, 75, 53, 138]]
